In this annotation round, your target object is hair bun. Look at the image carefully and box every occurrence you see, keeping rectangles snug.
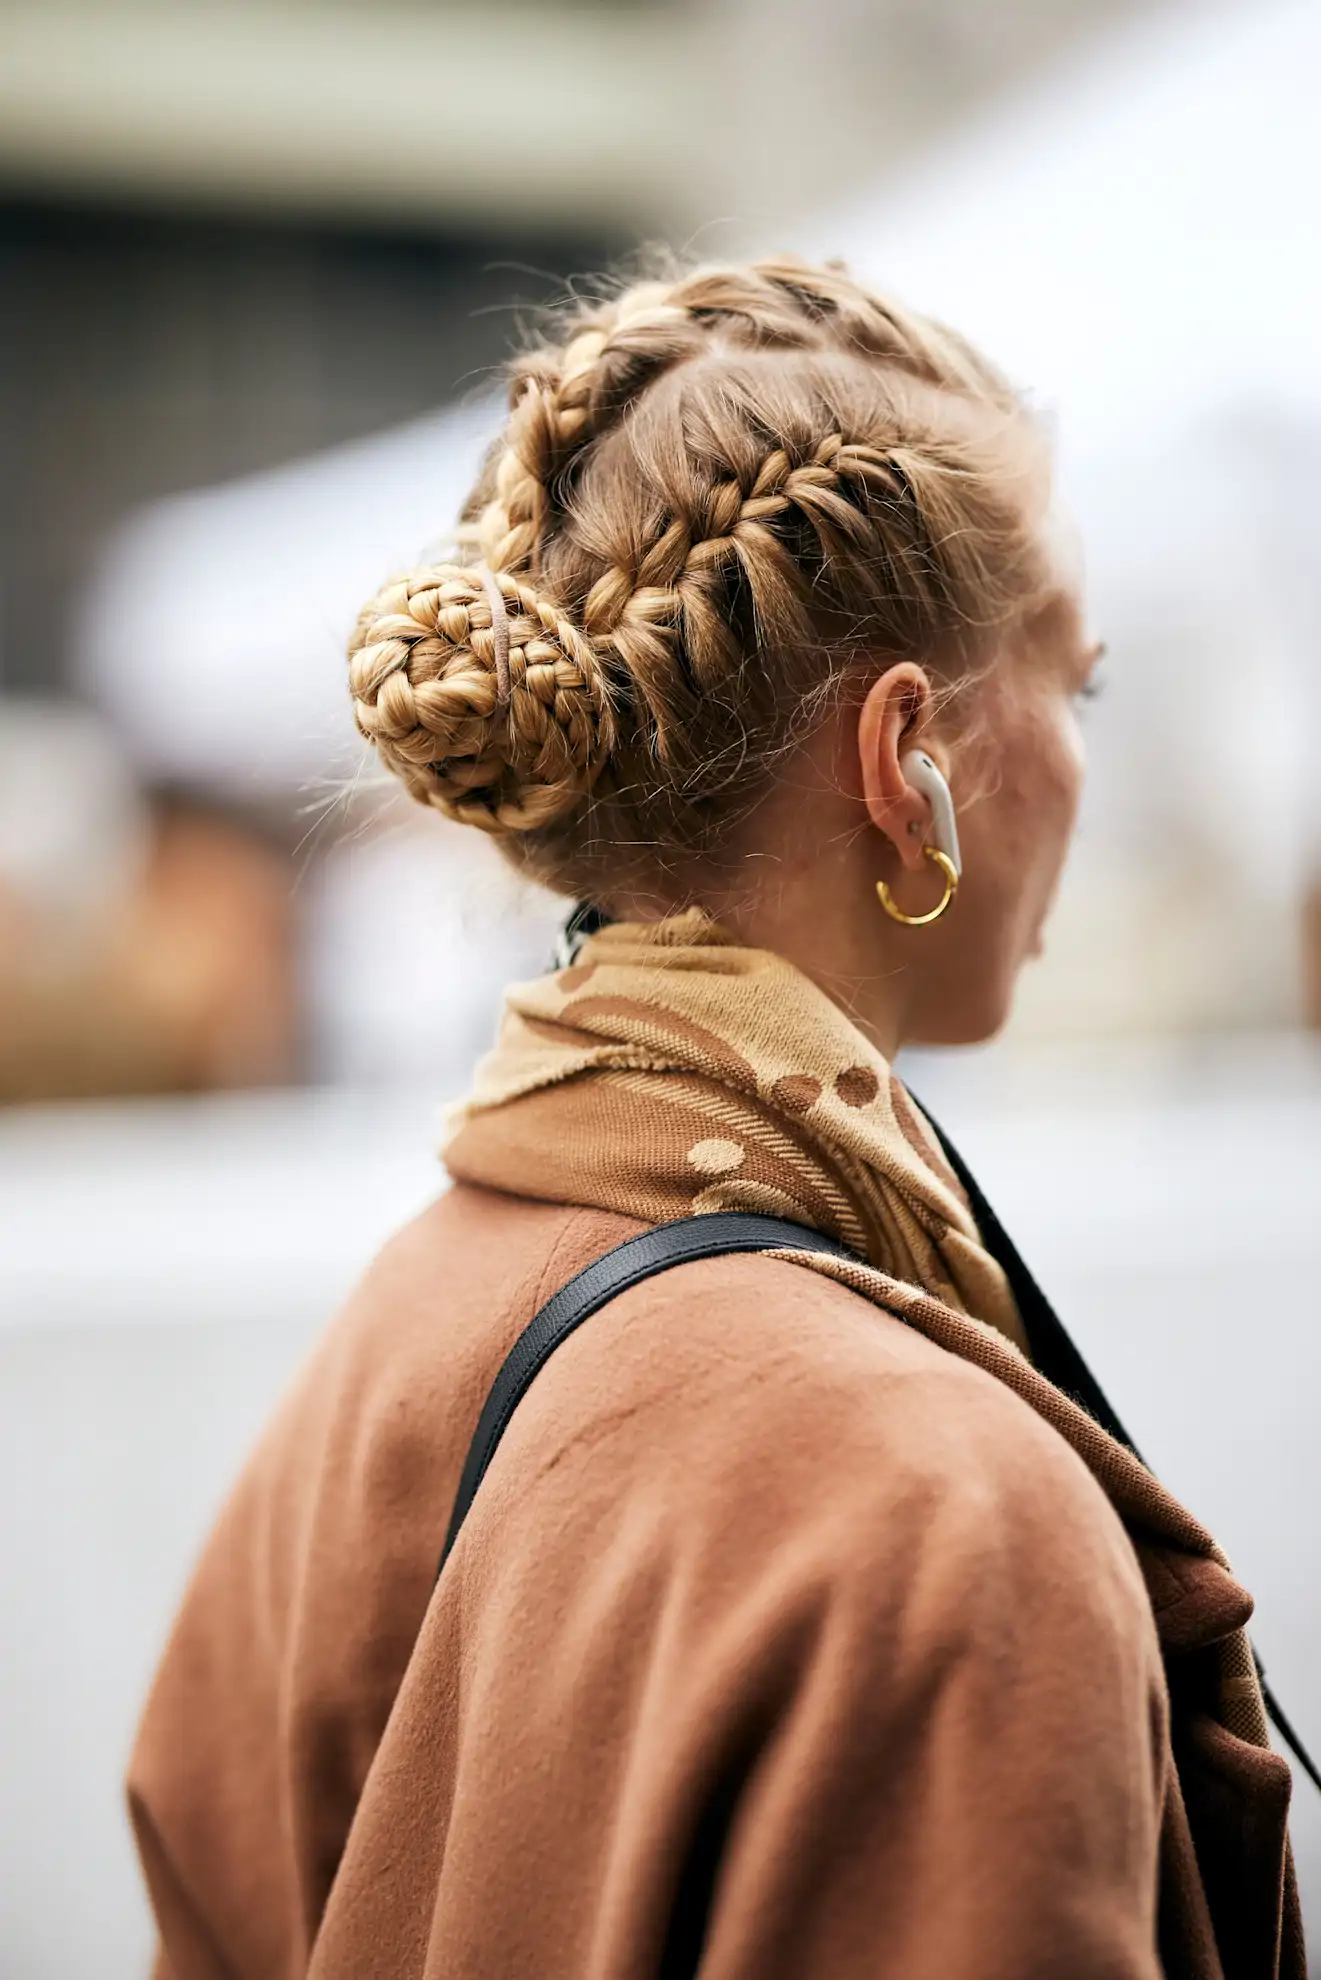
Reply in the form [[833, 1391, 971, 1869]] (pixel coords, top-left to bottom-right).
[[348, 564, 615, 833]]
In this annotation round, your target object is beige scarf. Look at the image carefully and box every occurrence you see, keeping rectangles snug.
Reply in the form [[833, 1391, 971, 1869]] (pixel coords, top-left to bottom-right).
[[446, 909, 1271, 1754]]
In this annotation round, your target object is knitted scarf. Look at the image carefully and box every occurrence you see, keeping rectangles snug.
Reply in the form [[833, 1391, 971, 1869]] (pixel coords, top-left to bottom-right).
[[445, 909, 1272, 1759]]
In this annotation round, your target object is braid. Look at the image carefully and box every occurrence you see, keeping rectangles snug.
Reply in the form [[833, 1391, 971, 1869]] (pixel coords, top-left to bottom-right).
[[475, 282, 706, 576], [349, 253, 1049, 890], [348, 565, 615, 832], [580, 427, 957, 777]]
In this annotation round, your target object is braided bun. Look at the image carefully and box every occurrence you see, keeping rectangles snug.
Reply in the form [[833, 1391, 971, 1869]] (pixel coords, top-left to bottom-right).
[[348, 564, 615, 832], [349, 254, 1050, 894]]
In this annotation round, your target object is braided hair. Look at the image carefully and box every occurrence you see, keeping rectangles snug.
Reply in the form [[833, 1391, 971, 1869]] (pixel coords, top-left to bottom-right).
[[348, 256, 1050, 894]]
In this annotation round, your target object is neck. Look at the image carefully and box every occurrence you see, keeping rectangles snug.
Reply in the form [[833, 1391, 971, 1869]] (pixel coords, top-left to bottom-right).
[[602, 867, 914, 1065]]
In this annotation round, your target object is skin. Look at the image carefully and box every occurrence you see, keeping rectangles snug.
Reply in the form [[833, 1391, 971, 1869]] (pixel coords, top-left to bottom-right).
[[611, 535, 1103, 1062]]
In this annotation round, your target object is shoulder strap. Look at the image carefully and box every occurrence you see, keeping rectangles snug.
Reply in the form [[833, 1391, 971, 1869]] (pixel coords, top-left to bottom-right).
[[917, 1097, 1321, 1795], [438, 1212, 858, 1572], [917, 1101, 1144, 1458]]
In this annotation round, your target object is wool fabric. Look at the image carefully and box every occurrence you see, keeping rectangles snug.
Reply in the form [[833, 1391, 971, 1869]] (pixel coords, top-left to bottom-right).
[[129, 915, 1304, 1979]]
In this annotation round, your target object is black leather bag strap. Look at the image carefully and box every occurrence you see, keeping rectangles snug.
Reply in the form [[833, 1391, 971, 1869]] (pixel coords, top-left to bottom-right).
[[438, 1212, 859, 1572], [917, 1098, 1321, 1795], [917, 1101, 1144, 1457]]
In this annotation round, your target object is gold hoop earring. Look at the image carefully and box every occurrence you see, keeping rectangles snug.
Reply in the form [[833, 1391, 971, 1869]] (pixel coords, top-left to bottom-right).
[[877, 847, 959, 927]]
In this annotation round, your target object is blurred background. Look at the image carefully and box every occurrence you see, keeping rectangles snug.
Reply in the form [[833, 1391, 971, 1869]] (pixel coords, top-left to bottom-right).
[[1, 0, 1319, 1970]]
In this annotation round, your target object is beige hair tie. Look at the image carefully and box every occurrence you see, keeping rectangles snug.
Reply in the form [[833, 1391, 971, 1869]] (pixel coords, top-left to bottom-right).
[[476, 564, 512, 709]]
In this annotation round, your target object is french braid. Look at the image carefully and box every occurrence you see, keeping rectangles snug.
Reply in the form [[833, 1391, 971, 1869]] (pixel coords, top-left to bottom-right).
[[348, 255, 1049, 887]]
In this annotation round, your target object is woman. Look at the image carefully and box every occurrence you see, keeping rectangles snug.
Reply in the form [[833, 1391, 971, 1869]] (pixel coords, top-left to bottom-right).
[[129, 257, 1303, 1979]]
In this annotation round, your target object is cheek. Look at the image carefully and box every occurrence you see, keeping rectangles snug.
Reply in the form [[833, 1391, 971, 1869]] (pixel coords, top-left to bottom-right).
[[1046, 707, 1086, 842], [973, 702, 1083, 903], [1022, 681, 1080, 798], [1013, 709, 1085, 934]]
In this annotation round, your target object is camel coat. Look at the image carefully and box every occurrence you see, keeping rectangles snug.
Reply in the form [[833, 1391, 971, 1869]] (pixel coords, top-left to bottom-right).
[[128, 1183, 1299, 1979]]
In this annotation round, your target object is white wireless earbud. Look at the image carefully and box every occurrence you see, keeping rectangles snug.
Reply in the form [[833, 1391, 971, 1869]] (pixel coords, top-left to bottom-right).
[[900, 749, 961, 878]]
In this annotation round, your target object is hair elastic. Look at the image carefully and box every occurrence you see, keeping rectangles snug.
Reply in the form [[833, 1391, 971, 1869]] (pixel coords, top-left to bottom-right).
[[476, 564, 512, 709]]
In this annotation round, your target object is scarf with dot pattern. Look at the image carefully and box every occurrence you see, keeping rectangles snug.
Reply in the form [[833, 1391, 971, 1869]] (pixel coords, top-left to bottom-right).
[[448, 909, 1030, 1352]]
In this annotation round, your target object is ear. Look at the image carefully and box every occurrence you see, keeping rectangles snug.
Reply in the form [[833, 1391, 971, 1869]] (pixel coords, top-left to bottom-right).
[[856, 663, 944, 872]]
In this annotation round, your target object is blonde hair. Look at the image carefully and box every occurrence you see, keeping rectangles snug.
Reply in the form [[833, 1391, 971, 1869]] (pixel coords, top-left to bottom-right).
[[348, 255, 1050, 897]]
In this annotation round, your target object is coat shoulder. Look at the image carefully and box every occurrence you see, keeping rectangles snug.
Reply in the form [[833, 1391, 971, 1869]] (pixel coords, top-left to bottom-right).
[[459, 1221, 1155, 1651]]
